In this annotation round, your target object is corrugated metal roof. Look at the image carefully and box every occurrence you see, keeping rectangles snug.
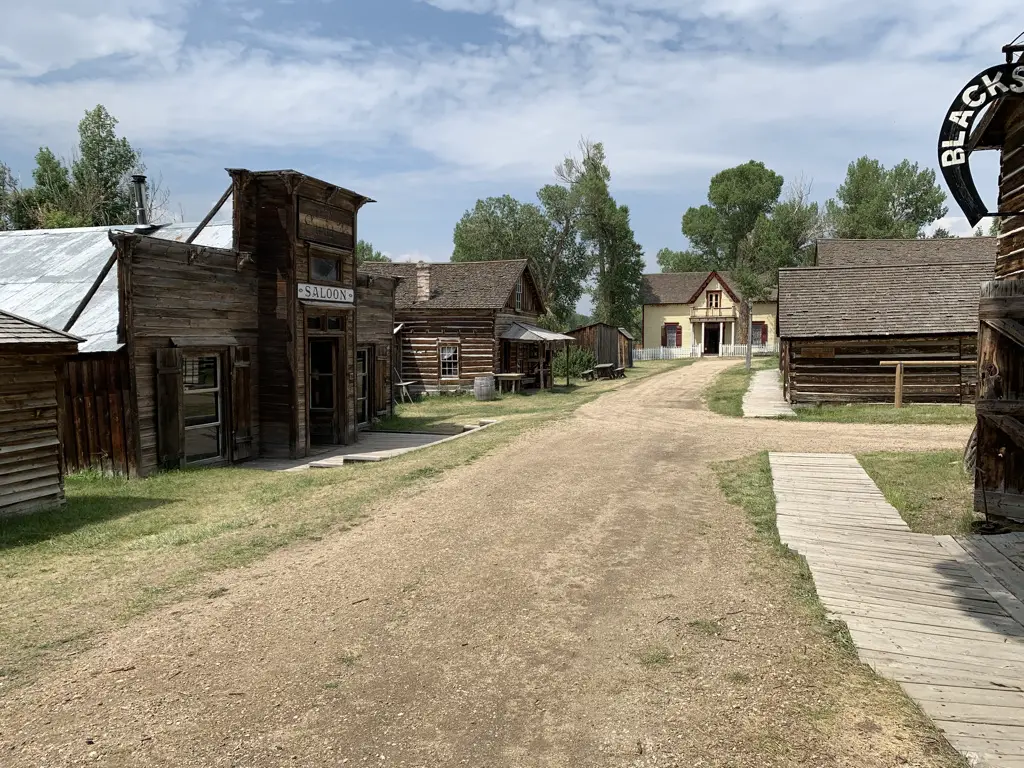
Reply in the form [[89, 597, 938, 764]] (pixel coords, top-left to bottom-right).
[[500, 322, 575, 343], [0, 222, 232, 353]]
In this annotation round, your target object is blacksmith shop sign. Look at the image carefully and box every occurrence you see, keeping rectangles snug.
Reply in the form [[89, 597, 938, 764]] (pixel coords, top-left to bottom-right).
[[297, 197, 355, 250], [938, 62, 1024, 226]]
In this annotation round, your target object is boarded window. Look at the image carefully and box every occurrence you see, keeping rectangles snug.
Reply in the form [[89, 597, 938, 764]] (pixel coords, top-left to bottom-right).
[[440, 344, 460, 379], [183, 354, 222, 463]]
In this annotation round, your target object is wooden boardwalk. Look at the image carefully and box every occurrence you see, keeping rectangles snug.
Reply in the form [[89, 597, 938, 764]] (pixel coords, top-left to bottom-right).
[[742, 369, 795, 418], [770, 453, 1024, 767]]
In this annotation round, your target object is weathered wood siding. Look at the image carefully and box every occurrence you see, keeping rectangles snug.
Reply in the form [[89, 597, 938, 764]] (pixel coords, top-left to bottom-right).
[[62, 352, 135, 476], [786, 335, 978, 404], [566, 324, 629, 368], [503, 269, 543, 314], [0, 351, 67, 515], [399, 309, 496, 392], [996, 101, 1024, 278], [119, 235, 259, 476], [357, 274, 396, 419]]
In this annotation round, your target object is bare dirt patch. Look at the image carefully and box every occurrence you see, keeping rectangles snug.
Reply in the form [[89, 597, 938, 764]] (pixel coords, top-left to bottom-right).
[[0, 359, 972, 767]]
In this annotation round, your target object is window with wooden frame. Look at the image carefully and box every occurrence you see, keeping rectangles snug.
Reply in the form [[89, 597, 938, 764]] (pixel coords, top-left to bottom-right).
[[661, 323, 682, 348], [182, 354, 223, 464], [310, 254, 341, 282], [439, 342, 460, 379], [515, 278, 524, 311], [751, 321, 768, 345], [706, 290, 722, 309]]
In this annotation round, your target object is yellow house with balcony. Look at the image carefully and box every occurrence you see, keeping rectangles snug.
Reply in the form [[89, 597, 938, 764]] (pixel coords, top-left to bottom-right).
[[640, 271, 778, 354]]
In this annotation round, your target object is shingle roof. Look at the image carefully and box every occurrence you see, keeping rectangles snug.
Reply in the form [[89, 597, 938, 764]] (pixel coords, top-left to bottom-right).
[[0, 309, 82, 347], [777, 261, 995, 339], [0, 222, 232, 353], [641, 271, 776, 304], [360, 260, 535, 310], [815, 237, 996, 267]]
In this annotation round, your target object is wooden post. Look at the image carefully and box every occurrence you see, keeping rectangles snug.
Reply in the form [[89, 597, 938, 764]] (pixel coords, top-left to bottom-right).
[[719, 321, 724, 356], [565, 341, 570, 387], [894, 362, 904, 408], [745, 298, 753, 371]]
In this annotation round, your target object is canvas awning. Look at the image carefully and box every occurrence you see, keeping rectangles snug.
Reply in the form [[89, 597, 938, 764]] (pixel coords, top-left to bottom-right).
[[500, 322, 575, 343]]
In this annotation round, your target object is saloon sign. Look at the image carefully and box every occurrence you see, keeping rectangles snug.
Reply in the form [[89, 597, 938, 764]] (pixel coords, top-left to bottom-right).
[[938, 62, 1024, 227], [297, 282, 355, 305]]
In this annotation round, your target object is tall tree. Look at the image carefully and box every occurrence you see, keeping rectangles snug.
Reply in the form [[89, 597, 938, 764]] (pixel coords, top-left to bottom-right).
[[930, 227, 956, 238], [560, 140, 644, 332], [356, 239, 390, 264], [825, 157, 947, 239], [655, 247, 711, 273], [680, 161, 784, 269], [0, 105, 150, 230], [734, 180, 822, 299], [988, 218, 1002, 237]]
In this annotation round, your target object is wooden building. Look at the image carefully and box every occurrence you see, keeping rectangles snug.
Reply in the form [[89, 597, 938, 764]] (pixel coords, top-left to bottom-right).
[[361, 260, 573, 393], [778, 246, 994, 404], [641, 271, 777, 354], [967, 75, 1024, 520], [566, 322, 634, 368], [0, 169, 397, 476], [0, 311, 81, 515]]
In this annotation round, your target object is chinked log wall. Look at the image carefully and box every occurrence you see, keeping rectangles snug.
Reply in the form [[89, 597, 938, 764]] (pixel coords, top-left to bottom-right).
[[0, 352, 68, 515], [787, 335, 978, 404], [976, 99, 1024, 520], [119, 235, 260, 476], [400, 310, 496, 392]]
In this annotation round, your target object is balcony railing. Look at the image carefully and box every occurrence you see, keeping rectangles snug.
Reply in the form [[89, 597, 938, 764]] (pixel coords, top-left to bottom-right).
[[690, 306, 737, 320]]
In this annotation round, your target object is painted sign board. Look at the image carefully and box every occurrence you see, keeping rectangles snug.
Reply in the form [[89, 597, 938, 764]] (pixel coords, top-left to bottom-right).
[[938, 62, 1024, 227], [297, 197, 355, 250], [297, 282, 355, 305]]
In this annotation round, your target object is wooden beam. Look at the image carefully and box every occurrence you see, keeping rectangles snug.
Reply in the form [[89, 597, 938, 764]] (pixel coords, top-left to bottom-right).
[[894, 362, 903, 408], [982, 413, 1024, 450], [62, 251, 116, 333], [184, 185, 232, 245], [983, 317, 1024, 349], [879, 360, 978, 367]]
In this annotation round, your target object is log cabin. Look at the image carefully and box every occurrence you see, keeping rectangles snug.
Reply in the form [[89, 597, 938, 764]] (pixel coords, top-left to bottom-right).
[[565, 322, 634, 369], [0, 310, 81, 516], [360, 260, 573, 393], [777, 239, 996, 404], [0, 169, 397, 476], [640, 271, 778, 355]]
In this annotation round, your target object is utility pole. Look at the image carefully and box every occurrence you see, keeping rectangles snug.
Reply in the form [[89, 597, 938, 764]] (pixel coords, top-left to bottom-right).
[[745, 298, 753, 371]]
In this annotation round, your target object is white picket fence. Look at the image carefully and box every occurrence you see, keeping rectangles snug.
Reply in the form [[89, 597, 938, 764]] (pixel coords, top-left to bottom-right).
[[634, 341, 778, 362]]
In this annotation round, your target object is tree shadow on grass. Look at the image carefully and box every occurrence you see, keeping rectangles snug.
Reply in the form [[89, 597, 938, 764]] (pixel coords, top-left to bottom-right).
[[0, 496, 176, 551]]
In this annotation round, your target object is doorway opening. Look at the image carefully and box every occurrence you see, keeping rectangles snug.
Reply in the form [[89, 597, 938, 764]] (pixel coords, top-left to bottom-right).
[[356, 348, 370, 427], [309, 338, 339, 445], [703, 325, 721, 356]]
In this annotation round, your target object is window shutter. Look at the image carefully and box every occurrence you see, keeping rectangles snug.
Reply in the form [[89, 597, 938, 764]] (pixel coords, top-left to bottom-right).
[[155, 348, 185, 470], [676, 325, 683, 347], [230, 346, 254, 462], [661, 325, 667, 346]]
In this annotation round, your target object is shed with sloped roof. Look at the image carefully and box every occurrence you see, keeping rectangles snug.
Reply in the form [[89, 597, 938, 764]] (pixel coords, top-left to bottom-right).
[[777, 247, 994, 404], [0, 310, 81, 515]]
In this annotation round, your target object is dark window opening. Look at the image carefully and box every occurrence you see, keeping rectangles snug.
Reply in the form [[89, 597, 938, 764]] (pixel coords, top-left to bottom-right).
[[311, 256, 341, 282]]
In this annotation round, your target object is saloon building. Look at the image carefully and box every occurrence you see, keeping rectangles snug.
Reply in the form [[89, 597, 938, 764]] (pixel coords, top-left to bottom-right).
[[0, 169, 397, 477]]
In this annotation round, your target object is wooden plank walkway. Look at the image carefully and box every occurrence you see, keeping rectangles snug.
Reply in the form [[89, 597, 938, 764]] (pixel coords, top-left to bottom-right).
[[742, 369, 795, 418], [770, 453, 1024, 767]]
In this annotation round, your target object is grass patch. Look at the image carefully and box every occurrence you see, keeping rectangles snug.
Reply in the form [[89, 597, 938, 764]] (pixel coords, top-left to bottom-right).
[[703, 357, 778, 418], [637, 646, 673, 667], [793, 403, 975, 426], [0, 359, 691, 686], [858, 451, 977, 535], [725, 671, 752, 685], [714, 452, 854, 655], [687, 618, 723, 637]]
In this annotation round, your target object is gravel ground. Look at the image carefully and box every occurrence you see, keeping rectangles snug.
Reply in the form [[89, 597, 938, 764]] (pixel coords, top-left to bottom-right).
[[0, 359, 973, 767]]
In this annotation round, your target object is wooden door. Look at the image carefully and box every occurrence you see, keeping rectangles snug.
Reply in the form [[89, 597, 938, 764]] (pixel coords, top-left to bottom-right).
[[308, 338, 338, 445], [356, 348, 370, 427]]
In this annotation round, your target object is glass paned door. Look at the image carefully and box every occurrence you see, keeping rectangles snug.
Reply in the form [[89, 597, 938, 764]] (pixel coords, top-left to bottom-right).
[[356, 349, 370, 426], [309, 338, 338, 445]]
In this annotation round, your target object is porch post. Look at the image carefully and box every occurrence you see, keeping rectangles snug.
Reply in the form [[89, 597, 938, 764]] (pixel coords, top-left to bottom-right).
[[719, 321, 724, 356]]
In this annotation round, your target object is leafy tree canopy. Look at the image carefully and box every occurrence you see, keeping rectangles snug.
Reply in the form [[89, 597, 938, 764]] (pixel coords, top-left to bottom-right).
[[355, 239, 390, 264], [825, 156, 947, 239]]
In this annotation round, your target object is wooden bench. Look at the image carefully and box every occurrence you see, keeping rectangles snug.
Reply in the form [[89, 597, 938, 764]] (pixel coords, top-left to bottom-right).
[[581, 369, 595, 381], [613, 367, 626, 379]]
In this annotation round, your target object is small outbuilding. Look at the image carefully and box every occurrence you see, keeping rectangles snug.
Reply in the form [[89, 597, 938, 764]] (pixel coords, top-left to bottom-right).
[[0, 310, 81, 516], [566, 322, 634, 368], [778, 240, 995, 404]]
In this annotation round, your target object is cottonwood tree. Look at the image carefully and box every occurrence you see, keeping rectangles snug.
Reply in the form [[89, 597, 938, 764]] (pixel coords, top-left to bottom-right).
[[825, 156, 947, 239], [356, 239, 390, 264]]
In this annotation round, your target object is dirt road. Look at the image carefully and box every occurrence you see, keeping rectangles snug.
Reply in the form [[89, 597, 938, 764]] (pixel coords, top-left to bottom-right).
[[1, 360, 972, 767]]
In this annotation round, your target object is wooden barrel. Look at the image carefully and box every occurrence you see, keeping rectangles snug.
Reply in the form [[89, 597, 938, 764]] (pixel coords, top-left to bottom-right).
[[473, 375, 496, 401], [975, 277, 1024, 520]]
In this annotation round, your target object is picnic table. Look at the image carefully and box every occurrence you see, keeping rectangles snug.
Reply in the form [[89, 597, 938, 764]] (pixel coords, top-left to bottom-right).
[[594, 363, 615, 380], [494, 373, 526, 393]]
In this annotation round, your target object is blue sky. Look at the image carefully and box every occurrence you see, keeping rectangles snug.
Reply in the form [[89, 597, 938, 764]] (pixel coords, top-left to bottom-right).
[[0, 0, 1016, 292]]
